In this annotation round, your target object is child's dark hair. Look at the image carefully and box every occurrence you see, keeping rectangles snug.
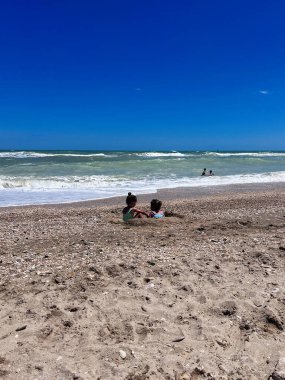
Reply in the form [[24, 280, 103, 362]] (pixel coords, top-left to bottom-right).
[[151, 199, 162, 212], [126, 192, 137, 205]]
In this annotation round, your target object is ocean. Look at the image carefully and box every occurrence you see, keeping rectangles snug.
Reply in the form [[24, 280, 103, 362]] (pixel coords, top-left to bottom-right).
[[0, 150, 285, 207]]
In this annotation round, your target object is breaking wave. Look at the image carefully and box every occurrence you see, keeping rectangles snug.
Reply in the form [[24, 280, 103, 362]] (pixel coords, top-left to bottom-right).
[[205, 152, 285, 157], [1, 172, 285, 207], [0, 151, 112, 158], [135, 152, 189, 158]]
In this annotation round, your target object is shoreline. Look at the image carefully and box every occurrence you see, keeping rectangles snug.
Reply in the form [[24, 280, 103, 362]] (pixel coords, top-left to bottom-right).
[[1, 181, 285, 211]]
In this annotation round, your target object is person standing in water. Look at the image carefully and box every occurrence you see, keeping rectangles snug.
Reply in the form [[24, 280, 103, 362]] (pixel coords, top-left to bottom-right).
[[201, 168, 207, 176]]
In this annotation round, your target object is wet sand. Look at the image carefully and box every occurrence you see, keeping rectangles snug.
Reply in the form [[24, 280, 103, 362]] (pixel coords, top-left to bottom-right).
[[0, 184, 285, 379]]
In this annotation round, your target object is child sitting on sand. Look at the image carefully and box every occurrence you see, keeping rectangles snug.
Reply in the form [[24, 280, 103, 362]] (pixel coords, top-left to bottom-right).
[[122, 192, 149, 222], [149, 199, 164, 219]]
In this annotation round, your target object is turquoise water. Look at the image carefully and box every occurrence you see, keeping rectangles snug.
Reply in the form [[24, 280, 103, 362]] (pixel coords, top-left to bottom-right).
[[0, 150, 285, 206]]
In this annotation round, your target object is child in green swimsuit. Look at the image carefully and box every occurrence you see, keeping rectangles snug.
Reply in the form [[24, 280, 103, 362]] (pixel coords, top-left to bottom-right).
[[122, 192, 149, 221]]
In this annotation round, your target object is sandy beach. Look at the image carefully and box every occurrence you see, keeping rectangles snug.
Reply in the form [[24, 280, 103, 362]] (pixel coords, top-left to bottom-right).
[[0, 184, 285, 380]]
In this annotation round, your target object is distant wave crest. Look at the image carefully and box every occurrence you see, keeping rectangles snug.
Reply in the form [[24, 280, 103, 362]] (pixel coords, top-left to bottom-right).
[[205, 152, 285, 157], [1, 150, 285, 159], [135, 151, 189, 158], [0, 151, 112, 158]]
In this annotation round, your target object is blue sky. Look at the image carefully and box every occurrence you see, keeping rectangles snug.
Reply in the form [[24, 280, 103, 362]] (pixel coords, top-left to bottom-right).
[[0, 0, 285, 150]]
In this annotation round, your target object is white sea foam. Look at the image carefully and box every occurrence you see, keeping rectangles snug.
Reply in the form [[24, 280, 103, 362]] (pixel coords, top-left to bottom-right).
[[0, 151, 112, 158], [0, 175, 126, 189], [135, 152, 189, 158], [0, 151, 50, 158], [205, 152, 285, 157], [133, 151, 285, 158], [1, 171, 285, 191], [0, 171, 285, 206]]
